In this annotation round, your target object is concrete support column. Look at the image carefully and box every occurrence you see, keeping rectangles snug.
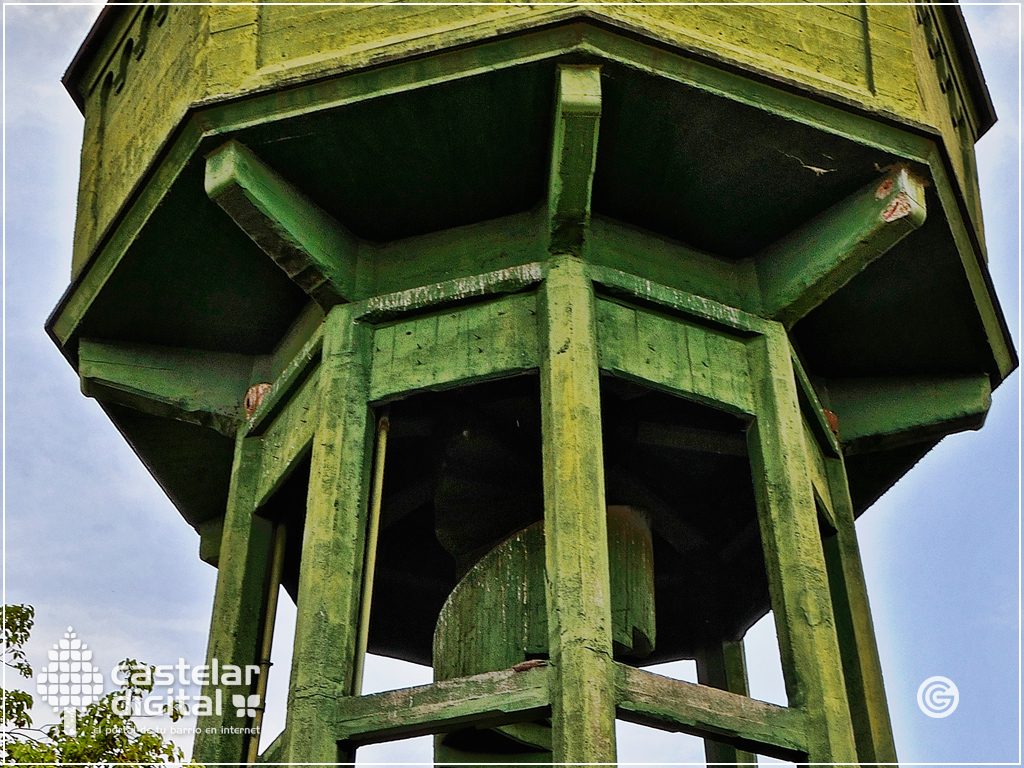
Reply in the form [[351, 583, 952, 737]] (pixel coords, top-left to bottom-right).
[[746, 324, 859, 764], [539, 256, 617, 764], [193, 435, 272, 764], [695, 640, 757, 764], [284, 304, 374, 763], [824, 457, 898, 764]]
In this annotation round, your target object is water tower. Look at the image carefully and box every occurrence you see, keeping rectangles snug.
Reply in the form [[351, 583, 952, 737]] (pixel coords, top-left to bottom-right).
[[51, 4, 1015, 764]]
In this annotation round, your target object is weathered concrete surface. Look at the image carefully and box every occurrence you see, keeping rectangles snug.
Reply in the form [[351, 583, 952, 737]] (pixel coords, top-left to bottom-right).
[[66, 4, 989, 275]]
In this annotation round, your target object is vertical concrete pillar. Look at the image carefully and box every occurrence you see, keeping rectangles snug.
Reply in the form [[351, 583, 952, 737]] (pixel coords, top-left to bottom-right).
[[539, 256, 617, 764], [284, 304, 373, 763]]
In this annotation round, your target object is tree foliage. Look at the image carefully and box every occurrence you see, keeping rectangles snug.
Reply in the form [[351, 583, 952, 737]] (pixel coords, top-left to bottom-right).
[[2, 605, 35, 732], [2, 604, 187, 765]]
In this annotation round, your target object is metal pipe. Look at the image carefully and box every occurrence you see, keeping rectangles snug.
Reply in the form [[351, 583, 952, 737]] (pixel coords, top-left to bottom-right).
[[247, 522, 287, 764], [352, 406, 391, 696]]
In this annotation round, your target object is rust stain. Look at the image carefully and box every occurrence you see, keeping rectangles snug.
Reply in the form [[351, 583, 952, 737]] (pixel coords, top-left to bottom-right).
[[881, 193, 912, 222], [823, 408, 840, 438], [875, 178, 894, 199], [245, 382, 273, 417], [512, 659, 547, 673]]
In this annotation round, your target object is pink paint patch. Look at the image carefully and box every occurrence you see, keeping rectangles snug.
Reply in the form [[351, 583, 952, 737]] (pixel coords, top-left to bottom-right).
[[881, 193, 912, 222], [875, 178, 894, 199]]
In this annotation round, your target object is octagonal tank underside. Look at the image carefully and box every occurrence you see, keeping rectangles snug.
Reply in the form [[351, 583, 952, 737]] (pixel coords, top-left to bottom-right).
[[49, 30, 1013, 544]]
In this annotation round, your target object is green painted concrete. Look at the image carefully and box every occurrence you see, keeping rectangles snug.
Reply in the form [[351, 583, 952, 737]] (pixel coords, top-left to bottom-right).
[[747, 327, 859, 763], [284, 304, 373, 764], [49, 7, 1019, 766], [616, 663, 807, 761], [206, 139, 357, 307], [193, 436, 271, 765], [65, 5, 988, 271], [548, 65, 602, 255], [757, 164, 927, 327], [78, 339, 255, 436], [827, 374, 992, 455], [539, 256, 617, 764], [823, 457, 898, 764], [695, 640, 757, 764]]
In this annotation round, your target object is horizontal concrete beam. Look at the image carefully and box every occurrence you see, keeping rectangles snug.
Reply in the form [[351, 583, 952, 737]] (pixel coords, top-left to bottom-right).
[[79, 338, 256, 436], [757, 165, 926, 327], [334, 664, 551, 744], [615, 663, 806, 762], [205, 139, 357, 307], [827, 374, 991, 454]]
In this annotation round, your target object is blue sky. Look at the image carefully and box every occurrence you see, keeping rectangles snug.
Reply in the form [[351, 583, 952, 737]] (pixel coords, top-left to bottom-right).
[[3, 4, 1019, 765]]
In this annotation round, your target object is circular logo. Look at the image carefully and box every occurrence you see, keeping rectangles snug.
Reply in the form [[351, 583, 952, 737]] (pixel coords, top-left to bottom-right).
[[917, 676, 959, 718]]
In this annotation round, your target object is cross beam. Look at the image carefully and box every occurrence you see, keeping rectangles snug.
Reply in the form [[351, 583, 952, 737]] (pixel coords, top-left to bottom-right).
[[757, 165, 927, 326], [205, 140, 358, 307], [548, 65, 602, 255], [826, 374, 991, 454], [616, 664, 807, 762], [334, 664, 551, 745], [78, 338, 255, 436]]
